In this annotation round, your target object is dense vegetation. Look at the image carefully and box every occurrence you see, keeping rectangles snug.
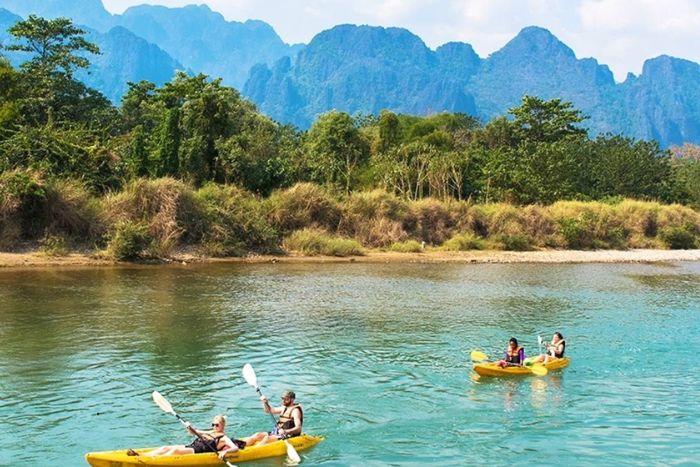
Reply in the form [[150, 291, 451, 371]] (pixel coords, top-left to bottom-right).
[[1, 16, 699, 259]]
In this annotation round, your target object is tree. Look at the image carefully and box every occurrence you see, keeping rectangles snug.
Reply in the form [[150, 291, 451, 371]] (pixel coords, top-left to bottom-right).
[[157, 107, 181, 177], [509, 96, 587, 144], [4, 15, 108, 125], [304, 111, 370, 193]]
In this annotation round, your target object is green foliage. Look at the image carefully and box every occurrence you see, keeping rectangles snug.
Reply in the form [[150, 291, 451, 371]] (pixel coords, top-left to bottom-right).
[[105, 221, 152, 260], [195, 183, 279, 256], [0, 169, 47, 238], [304, 111, 370, 192], [509, 96, 587, 143], [492, 233, 531, 251], [39, 233, 70, 256], [389, 240, 423, 252], [659, 225, 697, 249], [283, 228, 364, 256], [442, 233, 485, 251], [265, 183, 342, 234]]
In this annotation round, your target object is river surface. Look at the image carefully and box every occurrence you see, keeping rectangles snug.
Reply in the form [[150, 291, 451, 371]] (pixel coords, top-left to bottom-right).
[[1, 262, 699, 466]]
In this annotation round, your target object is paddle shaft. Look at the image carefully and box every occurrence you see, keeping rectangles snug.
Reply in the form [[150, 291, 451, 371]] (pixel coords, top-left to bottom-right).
[[256, 387, 282, 429]]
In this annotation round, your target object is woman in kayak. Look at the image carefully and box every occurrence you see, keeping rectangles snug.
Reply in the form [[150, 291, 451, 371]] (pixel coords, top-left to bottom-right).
[[128, 414, 244, 459], [497, 337, 525, 368], [537, 332, 566, 363]]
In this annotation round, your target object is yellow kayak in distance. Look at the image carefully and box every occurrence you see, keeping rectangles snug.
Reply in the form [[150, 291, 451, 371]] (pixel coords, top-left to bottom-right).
[[85, 434, 323, 467], [473, 357, 571, 377]]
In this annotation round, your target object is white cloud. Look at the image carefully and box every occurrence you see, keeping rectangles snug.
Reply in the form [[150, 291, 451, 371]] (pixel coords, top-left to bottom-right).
[[101, 0, 700, 81]]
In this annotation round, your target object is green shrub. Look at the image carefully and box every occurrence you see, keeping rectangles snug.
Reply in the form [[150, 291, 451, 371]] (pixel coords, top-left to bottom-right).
[[0, 169, 47, 238], [557, 217, 591, 249], [283, 229, 364, 256], [442, 233, 485, 251], [103, 178, 202, 257], [659, 226, 697, 249], [195, 183, 279, 257], [105, 221, 152, 260], [389, 240, 423, 252], [492, 233, 531, 251], [39, 233, 70, 256]]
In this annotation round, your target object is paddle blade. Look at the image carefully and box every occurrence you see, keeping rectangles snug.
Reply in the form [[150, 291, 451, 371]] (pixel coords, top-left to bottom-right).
[[285, 440, 301, 463], [242, 363, 258, 388], [530, 363, 548, 376], [470, 350, 488, 362], [152, 391, 175, 415], [538, 335, 543, 347]]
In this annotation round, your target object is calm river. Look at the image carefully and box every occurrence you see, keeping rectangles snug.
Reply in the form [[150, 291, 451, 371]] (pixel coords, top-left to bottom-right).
[[1, 262, 699, 466]]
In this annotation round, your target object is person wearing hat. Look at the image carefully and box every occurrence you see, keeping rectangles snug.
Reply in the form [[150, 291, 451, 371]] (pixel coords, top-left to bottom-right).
[[244, 390, 303, 446]]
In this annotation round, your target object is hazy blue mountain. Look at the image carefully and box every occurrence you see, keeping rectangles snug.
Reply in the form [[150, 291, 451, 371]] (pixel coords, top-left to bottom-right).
[[0, 1, 298, 92], [0, 9, 181, 104], [244, 25, 477, 128], [0, 0, 113, 31], [114, 4, 298, 88], [79, 26, 182, 104], [244, 24, 700, 147]]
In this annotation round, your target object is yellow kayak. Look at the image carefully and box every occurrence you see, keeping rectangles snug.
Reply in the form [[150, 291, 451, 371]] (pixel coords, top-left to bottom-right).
[[473, 357, 571, 377], [85, 434, 323, 466]]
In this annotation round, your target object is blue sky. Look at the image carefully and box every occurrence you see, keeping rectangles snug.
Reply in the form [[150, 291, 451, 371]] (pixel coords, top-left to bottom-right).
[[101, 0, 700, 82]]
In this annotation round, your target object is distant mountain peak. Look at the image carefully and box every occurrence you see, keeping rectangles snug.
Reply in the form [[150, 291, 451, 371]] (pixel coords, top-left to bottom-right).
[[498, 26, 575, 59]]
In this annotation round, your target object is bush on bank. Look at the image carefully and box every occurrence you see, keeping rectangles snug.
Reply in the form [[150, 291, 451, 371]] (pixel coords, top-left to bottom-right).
[[0, 178, 698, 258]]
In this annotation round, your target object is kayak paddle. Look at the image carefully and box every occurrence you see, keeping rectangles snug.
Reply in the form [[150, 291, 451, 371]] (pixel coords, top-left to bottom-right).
[[529, 363, 548, 376], [152, 391, 237, 467], [241, 363, 302, 464], [470, 350, 488, 362]]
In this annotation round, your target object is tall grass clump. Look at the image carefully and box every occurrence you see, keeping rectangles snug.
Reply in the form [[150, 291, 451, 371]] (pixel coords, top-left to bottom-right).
[[548, 201, 627, 249], [613, 199, 661, 248], [468, 203, 536, 249], [44, 179, 104, 241], [102, 178, 202, 258], [442, 233, 485, 251], [340, 190, 412, 247], [389, 240, 423, 252], [0, 169, 47, 247], [283, 228, 364, 256], [195, 183, 279, 256], [265, 183, 342, 234], [409, 198, 454, 244]]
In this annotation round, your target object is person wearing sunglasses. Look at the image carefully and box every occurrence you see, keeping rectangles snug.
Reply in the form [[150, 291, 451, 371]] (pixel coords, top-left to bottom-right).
[[245, 390, 303, 446], [129, 414, 244, 459]]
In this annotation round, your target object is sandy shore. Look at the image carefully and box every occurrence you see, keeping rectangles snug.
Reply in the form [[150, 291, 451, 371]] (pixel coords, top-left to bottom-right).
[[1, 249, 699, 268]]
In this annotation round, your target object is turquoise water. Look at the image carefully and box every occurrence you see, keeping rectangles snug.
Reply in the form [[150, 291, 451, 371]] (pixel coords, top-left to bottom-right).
[[1, 262, 699, 466]]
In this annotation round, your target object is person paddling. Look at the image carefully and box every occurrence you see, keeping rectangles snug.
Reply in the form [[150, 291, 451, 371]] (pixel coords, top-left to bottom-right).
[[497, 337, 525, 368], [537, 332, 566, 363], [129, 414, 244, 459], [245, 390, 303, 446]]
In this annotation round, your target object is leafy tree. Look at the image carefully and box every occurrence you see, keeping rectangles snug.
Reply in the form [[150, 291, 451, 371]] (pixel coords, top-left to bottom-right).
[[588, 135, 672, 200], [509, 96, 587, 144], [0, 58, 21, 128], [4, 15, 108, 125], [378, 110, 400, 152], [157, 107, 181, 177], [304, 111, 370, 193]]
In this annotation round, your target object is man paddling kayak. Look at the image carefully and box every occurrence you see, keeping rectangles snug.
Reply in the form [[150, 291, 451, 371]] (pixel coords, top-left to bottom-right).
[[246, 390, 303, 446]]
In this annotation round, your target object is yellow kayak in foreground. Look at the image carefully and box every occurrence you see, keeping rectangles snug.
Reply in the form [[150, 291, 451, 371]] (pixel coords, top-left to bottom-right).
[[85, 434, 323, 466], [473, 357, 571, 377]]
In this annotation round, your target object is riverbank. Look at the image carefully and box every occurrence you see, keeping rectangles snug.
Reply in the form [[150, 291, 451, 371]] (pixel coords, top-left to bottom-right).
[[2, 248, 700, 268]]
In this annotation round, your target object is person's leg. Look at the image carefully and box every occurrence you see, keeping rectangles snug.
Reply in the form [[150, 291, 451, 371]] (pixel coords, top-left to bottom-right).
[[245, 432, 266, 446], [256, 434, 281, 446], [145, 445, 193, 457]]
